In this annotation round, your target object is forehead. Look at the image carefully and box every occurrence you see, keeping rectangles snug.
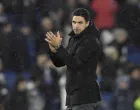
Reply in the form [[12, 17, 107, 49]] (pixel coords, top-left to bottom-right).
[[72, 16, 86, 22]]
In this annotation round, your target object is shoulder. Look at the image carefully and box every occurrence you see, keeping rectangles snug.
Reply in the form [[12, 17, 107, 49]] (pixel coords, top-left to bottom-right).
[[78, 36, 100, 53], [81, 35, 100, 46]]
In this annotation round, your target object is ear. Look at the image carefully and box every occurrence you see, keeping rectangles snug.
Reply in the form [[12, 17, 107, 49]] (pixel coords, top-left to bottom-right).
[[86, 21, 90, 27]]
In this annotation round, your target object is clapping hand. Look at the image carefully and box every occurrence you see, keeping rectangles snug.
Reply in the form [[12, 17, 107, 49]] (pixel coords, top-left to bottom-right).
[[45, 31, 62, 48]]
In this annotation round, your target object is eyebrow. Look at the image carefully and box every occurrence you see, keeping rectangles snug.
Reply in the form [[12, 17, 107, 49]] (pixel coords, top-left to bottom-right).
[[72, 21, 83, 23]]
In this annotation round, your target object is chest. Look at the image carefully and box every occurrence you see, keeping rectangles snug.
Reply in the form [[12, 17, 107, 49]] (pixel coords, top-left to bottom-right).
[[66, 38, 80, 55]]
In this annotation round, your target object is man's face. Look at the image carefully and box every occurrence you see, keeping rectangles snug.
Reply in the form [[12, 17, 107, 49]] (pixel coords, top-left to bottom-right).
[[72, 16, 89, 35]]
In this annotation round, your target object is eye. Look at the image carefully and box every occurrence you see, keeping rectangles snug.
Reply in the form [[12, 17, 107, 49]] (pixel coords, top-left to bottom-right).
[[72, 21, 76, 24], [78, 22, 83, 24]]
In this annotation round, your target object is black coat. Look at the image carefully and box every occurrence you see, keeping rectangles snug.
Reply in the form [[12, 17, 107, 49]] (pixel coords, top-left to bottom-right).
[[49, 24, 101, 106]]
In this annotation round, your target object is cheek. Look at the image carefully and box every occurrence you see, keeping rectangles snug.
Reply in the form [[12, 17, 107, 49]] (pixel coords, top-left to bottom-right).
[[81, 25, 86, 30], [72, 24, 75, 28], [72, 25, 75, 28]]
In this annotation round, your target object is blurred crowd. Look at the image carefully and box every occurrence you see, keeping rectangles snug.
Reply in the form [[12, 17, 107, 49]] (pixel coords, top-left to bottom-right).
[[0, 0, 140, 110]]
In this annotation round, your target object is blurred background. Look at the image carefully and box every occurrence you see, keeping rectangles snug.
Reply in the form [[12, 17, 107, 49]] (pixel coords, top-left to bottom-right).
[[0, 0, 140, 110]]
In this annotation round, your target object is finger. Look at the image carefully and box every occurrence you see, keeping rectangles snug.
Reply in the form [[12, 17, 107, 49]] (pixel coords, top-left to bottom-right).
[[45, 38, 49, 42], [45, 38, 55, 47], [57, 31, 61, 38], [45, 38, 52, 44], [46, 33, 55, 41], [46, 32, 51, 37], [49, 31, 56, 38], [46, 34, 52, 41], [47, 32, 53, 38], [57, 31, 63, 39], [48, 32, 55, 40]]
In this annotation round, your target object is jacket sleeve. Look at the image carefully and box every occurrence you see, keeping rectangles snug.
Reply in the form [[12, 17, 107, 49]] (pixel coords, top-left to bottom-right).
[[54, 38, 99, 69], [49, 51, 65, 67]]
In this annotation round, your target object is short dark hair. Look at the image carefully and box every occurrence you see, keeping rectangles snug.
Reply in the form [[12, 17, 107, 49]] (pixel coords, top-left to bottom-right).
[[72, 8, 90, 22]]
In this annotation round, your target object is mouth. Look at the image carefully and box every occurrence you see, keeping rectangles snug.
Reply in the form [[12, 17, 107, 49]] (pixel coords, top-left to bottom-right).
[[74, 29, 80, 32]]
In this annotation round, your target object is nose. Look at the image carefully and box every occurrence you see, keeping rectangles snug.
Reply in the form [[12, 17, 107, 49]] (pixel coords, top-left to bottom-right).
[[75, 23, 79, 28]]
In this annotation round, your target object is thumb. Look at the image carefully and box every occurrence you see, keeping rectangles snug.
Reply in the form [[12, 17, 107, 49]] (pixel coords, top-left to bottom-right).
[[57, 31, 61, 38]]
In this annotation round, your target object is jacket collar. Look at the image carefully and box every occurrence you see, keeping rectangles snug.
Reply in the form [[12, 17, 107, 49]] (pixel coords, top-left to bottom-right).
[[68, 23, 100, 39]]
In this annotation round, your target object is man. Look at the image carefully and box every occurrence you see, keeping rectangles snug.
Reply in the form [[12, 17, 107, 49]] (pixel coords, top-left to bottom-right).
[[45, 8, 101, 110]]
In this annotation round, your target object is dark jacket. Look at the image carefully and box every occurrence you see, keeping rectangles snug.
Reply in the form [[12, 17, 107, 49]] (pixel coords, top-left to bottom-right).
[[48, 24, 101, 106]]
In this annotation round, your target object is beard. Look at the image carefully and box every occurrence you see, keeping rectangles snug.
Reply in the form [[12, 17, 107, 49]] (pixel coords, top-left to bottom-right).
[[73, 29, 81, 34]]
